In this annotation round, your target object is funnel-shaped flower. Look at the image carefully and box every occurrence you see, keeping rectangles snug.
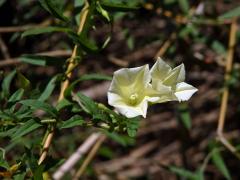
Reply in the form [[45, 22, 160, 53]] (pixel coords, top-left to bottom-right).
[[108, 65, 161, 118], [150, 57, 198, 102]]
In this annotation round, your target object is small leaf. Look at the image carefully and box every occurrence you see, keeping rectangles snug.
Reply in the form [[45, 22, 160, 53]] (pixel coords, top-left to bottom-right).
[[178, 0, 189, 14], [96, 1, 111, 22], [38, 0, 69, 22], [74, 92, 98, 114], [56, 98, 73, 111], [17, 71, 30, 89], [65, 74, 111, 97], [211, 41, 226, 55], [20, 99, 58, 117], [38, 75, 61, 102], [100, 1, 140, 11], [211, 148, 231, 180], [20, 54, 65, 66], [59, 115, 84, 129], [2, 70, 16, 97], [22, 26, 71, 38], [102, 131, 127, 146], [11, 119, 42, 141], [0, 148, 9, 169], [8, 89, 24, 102], [178, 103, 191, 130], [168, 166, 197, 179], [219, 6, 240, 19]]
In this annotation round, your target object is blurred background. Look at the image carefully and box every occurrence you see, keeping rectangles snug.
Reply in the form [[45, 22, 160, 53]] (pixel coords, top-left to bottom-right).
[[0, 0, 240, 179]]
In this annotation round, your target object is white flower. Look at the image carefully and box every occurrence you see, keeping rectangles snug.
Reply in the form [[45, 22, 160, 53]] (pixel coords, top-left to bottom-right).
[[107, 65, 160, 118], [150, 57, 198, 102]]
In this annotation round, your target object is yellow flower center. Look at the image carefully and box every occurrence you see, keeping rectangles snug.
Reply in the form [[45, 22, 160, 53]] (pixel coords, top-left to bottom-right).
[[129, 93, 139, 105]]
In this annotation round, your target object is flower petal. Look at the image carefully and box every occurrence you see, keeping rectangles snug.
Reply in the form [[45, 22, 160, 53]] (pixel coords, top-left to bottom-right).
[[163, 63, 185, 86], [174, 82, 198, 101], [150, 57, 172, 81], [114, 99, 149, 118]]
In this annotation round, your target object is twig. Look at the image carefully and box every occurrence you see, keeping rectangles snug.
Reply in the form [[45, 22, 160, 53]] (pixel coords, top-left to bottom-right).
[[0, 19, 51, 33], [154, 32, 176, 59], [73, 134, 106, 180], [216, 17, 240, 157], [53, 133, 102, 180], [0, 50, 72, 68], [38, 0, 90, 165]]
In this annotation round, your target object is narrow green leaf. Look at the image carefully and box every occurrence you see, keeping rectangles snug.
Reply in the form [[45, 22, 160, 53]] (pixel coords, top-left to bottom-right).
[[96, 1, 111, 22], [177, 0, 189, 14], [101, 1, 140, 11], [56, 98, 73, 111], [2, 70, 16, 97], [178, 103, 191, 130], [102, 131, 127, 146], [20, 99, 58, 117], [211, 40, 226, 55], [38, 0, 69, 22], [8, 89, 24, 102], [20, 54, 65, 66], [211, 148, 231, 180], [65, 73, 111, 97], [17, 71, 30, 89], [59, 115, 84, 129], [0, 148, 9, 169], [38, 75, 60, 102], [11, 119, 42, 141], [219, 6, 240, 19], [0, 0, 6, 7], [22, 26, 71, 38], [169, 166, 197, 179], [74, 92, 98, 114]]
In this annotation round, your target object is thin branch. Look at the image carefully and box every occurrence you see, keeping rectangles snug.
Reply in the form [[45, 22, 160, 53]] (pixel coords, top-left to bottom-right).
[[73, 134, 106, 180], [53, 133, 102, 180], [0, 35, 10, 59], [38, 1, 90, 165], [216, 17, 240, 158]]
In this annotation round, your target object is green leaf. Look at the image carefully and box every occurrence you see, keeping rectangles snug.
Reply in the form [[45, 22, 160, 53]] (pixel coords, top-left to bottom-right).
[[20, 54, 65, 66], [101, 1, 140, 11], [56, 98, 73, 111], [126, 117, 140, 137], [0, 0, 6, 7], [11, 119, 42, 141], [178, 103, 191, 130], [74, 92, 98, 114], [20, 99, 58, 117], [17, 71, 30, 89], [33, 165, 44, 180], [0, 148, 9, 169], [38, 75, 60, 102], [65, 73, 111, 97], [2, 70, 16, 97], [169, 166, 197, 179], [96, 1, 111, 22], [38, 0, 69, 22], [177, 0, 189, 14], [22, 26, 71, 38], [211, 148, 231, 180], [67, 31, 99, 53], [211, 40, 226, 55], [102, 131, 128, 146], [219, 6, 240, 19], [8, 89, 24, 102], [59, 115, 84, 129]]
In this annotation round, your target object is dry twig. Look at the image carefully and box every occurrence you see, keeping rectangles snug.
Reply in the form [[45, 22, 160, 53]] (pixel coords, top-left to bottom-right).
[[216, 17, 239, 157]]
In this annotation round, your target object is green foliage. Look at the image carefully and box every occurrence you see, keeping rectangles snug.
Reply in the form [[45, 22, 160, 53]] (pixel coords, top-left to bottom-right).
[[178, 103, 191, 130], [177, 0, 189, 15], [219, 6, 240, 19], [20, 54, 65, 66], [209, 142, 231, 180]]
